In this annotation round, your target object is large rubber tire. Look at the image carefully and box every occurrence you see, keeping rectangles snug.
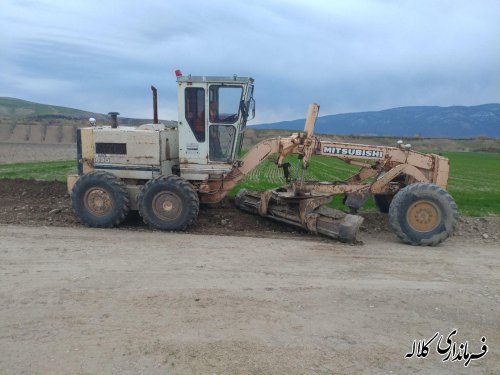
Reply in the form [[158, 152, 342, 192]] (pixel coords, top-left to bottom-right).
[[374, 194, 393, 213], [71, 171, 130, 228], [388, 183, 459, 246], [138, 175, 199, 230]]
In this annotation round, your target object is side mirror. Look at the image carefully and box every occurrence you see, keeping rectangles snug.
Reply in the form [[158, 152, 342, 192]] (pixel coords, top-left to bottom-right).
[[249, 98, 256, 121]]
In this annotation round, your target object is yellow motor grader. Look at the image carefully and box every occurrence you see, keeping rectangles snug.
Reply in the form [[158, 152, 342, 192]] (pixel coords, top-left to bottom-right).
[[67, 71, 458, 245]]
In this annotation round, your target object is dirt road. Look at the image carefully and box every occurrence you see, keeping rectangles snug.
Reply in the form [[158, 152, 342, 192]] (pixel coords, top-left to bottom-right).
[[0, 224, 498, 374]]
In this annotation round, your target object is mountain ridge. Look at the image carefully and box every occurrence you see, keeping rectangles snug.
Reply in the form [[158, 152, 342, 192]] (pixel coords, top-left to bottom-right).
[[253, 103, 500, 138]]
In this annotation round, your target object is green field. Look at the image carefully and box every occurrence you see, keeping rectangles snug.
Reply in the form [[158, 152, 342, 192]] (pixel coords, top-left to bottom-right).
[[229, 154, 365, 210], [0, 151, 498, 216], [443, 151, 500, 216], [231, 151, 500, 215], [0, 160, 76, 182]]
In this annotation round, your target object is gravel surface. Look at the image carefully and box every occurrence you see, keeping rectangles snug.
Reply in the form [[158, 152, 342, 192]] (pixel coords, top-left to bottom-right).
[[0, 178, 499, 374], [1, 225, 499, 374]]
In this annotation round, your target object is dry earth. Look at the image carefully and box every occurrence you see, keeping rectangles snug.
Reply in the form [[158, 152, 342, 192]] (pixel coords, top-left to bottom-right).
[[0, 178, 499, 374], [1, 226, 499, 375], [0, 178, 499, 242]]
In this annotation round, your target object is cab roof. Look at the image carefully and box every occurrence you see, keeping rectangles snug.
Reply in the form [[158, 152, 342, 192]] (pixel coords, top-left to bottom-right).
[[176, 74, 254, 84]]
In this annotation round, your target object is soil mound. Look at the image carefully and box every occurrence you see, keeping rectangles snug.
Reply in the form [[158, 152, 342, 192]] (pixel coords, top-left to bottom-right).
[[0, 178, 498, 243]]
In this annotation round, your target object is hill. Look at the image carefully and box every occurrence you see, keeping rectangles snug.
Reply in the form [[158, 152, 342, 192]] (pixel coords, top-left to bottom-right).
[[253, 104, 500, 138], [0, 97, 152, 124], [0, 97, 171, 144], [0, 97, 99, 119]]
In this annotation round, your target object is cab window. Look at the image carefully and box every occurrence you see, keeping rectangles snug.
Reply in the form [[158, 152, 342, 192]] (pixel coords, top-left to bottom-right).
[[209, 86, 243, 124], [209, 125, 236, 162], [185, 88, 205, 142]]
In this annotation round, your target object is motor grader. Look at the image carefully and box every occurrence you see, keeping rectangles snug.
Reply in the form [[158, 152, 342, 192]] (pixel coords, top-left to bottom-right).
[[67, 70, 458, 245]]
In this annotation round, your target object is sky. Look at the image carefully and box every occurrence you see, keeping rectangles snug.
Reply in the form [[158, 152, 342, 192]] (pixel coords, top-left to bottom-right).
[[1, 0, 499, 124]]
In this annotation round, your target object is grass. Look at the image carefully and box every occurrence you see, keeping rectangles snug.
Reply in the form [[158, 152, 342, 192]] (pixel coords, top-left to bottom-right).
[[442, 151, 500, 216], [0, 151, 498, 216], [228, 154, 368, 210], [0, 160, 76, 182]]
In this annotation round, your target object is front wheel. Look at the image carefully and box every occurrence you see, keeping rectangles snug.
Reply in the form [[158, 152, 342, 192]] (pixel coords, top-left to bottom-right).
[[388, 183, 458, 246], [138, 175, 199, 230]]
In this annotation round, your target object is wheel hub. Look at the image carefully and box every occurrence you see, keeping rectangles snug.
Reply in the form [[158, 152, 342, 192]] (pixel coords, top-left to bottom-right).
[[84, 187, 113, 216], [407, 200, 440, 232], [162, 200, 173, 211], [153, 191, 182, 221]]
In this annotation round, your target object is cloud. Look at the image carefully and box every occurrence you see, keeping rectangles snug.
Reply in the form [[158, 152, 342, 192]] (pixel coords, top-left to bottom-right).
[[1, 0, 499, 122]]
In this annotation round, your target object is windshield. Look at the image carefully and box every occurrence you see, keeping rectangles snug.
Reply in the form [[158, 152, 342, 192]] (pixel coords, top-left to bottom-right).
[[209, 86, 243, 124]]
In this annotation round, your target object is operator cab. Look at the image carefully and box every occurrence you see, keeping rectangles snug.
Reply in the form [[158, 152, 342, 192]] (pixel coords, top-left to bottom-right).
[[176, 71, 254, 180]]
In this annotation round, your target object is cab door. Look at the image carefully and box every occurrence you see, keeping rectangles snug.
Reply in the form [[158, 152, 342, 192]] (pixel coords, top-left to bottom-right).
[[207, 85, 243, 163], [178, 84, 208, 165]]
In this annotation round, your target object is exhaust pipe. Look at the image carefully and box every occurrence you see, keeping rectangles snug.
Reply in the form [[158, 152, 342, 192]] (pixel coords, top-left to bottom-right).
[[108, 112, 119, 128], [151, 85, 158, 124]]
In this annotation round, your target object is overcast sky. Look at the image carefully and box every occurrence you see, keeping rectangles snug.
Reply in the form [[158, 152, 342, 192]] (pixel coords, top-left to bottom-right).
[[1, 0, 499, 123]]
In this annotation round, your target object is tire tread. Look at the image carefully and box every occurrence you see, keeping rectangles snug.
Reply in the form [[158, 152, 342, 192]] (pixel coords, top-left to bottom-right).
[[71, 171, 130, 228], [388, 183, 458, 246], [138, 175, 199, 230]]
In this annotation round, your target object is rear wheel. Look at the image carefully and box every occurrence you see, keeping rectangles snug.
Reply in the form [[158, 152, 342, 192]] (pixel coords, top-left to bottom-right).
[[388, 183, 458, 246], [138, 175, 199, 230], [71, 171, 130, 227]]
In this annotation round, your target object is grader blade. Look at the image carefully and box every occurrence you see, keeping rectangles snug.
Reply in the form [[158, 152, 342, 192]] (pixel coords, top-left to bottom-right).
[[235, 189, 364, 243]]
